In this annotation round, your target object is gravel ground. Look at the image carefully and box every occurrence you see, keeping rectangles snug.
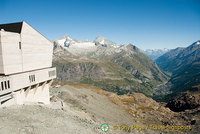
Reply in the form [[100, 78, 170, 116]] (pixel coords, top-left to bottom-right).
[[0, 84, 162, 134]]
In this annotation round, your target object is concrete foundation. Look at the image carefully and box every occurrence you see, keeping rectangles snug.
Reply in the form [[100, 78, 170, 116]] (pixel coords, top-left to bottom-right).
[[0, 81, 51, 107]]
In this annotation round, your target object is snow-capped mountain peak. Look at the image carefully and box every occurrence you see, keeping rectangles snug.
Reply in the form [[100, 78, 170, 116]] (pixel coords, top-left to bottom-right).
[[196, 40, 200, 45], [53, 34, 139, 56], [93, 35, 120, 48], [54, 34, 97, 55]]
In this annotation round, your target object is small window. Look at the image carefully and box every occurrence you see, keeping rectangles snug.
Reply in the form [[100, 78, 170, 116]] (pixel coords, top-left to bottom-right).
[[7, 80, 10, 89], [1, 82, 4, 90], [19, 42, 21, 49], [29, 75, 35, 83], [32, 75, 35, 82], [29, 75, 31, 82], [4, 81, 7, 89]]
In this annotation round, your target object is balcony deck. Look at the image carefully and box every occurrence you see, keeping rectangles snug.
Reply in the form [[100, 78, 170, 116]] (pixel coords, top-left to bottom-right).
[[0, 67, 56, 97]]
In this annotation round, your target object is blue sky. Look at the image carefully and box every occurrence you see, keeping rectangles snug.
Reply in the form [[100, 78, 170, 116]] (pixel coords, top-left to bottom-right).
[[0, 0, 200, 49]]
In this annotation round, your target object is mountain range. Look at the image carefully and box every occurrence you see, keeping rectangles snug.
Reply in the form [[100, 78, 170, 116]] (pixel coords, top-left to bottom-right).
[[51, 36, 200, 132], [154, 40, 200, 102], [53, 34, 200, 105], [53, 34, 168, 96]]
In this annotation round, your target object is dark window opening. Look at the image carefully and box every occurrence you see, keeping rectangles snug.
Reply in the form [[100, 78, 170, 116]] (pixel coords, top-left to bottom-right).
[[1, 82, 4, 90], [4, 81, 7, 89], [19, 42, 21, 49], [29, 75, 35, 83], [7, 80, 10, 89]]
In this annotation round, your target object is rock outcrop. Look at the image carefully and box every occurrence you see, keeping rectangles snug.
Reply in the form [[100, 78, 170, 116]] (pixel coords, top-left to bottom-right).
[[166, 92, 200, 112]]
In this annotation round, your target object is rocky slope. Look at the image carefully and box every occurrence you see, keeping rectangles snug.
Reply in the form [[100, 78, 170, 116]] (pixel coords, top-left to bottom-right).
[[0, 83, 169, 134], [166, 85, 200, 112], [53, 35, 168, 96], [1, 82, 198, 133], [156, 47, 185, 73], [51, 83, 200, 134], [0, 83, 147, 134], [56, 83, 200, 133]]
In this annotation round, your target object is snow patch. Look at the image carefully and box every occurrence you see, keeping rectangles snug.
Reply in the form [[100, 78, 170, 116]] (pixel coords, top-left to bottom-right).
[[70, 42, 95, 48], [57, 39, 66, 47], [100, 39, 105, 44], [111, 44, 120, 48]]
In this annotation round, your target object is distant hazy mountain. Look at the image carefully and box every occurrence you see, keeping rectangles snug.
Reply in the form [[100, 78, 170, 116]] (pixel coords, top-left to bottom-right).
[[154, 40, 200, 101], [53, 34, 168, 96], [142, 48, 170, 60]]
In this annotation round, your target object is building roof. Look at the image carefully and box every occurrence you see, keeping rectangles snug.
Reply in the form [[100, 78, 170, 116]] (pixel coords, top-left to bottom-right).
[[0, 22, 23, 33]]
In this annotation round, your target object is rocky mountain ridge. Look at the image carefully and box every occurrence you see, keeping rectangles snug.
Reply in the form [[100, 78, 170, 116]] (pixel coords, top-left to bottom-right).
[[156, 41, 200, 74], [154, 40, 200, 102], [53, 34, 168, 96]]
